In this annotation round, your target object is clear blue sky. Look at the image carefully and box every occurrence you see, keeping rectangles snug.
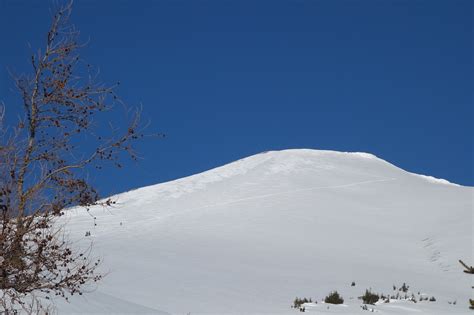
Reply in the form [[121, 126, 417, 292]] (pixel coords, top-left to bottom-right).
[[1, 0, 472, 195]]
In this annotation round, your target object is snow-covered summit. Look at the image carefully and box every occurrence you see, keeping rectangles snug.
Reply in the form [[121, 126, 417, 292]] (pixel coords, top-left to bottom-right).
[[61, 149, 472, 314], [118, 149, 459, 201]]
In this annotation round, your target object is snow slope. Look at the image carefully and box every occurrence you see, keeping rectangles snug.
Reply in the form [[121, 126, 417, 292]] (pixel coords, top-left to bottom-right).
[[59, 149, 473, 314]]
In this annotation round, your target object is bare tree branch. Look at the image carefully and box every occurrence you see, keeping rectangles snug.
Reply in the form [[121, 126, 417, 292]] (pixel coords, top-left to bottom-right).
[[0, 1, 149, 312]]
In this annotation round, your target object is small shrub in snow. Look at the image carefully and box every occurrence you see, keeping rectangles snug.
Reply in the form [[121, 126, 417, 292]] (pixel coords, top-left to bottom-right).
[[324, 291, 344, 304], [361, 304, 376, 312], [292, 297, 311, 309], [361, 289, 379, 305], [399, 283, 409, 293]]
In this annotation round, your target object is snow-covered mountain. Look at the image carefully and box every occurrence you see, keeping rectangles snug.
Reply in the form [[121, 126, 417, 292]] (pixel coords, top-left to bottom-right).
[[57, 149, 472, 314]]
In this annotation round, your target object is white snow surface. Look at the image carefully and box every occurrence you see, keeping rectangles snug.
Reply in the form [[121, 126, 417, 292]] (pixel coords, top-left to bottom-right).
[[58, 149, 473, 314]]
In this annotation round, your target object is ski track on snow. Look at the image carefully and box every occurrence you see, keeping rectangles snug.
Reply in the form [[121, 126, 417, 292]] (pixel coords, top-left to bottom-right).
[[154, 177, 398, 221]]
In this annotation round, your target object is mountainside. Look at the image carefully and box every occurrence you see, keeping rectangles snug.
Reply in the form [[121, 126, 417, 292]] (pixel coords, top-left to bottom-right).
[[58, 149, 472, 314]]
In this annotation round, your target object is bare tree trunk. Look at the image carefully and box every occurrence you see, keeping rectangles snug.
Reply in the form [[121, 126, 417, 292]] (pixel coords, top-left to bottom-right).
[[0, 1, 155, 312]]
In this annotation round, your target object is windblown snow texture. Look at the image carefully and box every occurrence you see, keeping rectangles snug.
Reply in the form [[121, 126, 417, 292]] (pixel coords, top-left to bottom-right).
[[59, 149, 472, 314]]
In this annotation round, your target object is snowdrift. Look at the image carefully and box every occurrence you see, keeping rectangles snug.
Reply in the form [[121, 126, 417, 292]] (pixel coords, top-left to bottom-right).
[[59, 149, 472, 314]]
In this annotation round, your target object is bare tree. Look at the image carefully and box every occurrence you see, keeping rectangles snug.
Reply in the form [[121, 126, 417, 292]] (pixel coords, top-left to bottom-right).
[[0, 1, 148, 312], [458, 260, 474, 310]]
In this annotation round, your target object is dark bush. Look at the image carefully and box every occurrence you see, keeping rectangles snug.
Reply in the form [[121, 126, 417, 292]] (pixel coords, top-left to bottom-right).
[[399, 283, 409, 293], [293, 297, 312, 308], [325, 291, 344, 304], [361, 289, 379, 305]]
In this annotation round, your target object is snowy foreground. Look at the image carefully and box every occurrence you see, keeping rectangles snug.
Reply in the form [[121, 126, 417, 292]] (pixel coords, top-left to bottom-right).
[[56, 149, 472, 314]]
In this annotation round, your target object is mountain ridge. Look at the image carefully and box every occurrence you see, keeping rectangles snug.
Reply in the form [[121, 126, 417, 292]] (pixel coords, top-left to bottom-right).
[[116, 149, 462, 202], [60, 148, 472, 314]]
